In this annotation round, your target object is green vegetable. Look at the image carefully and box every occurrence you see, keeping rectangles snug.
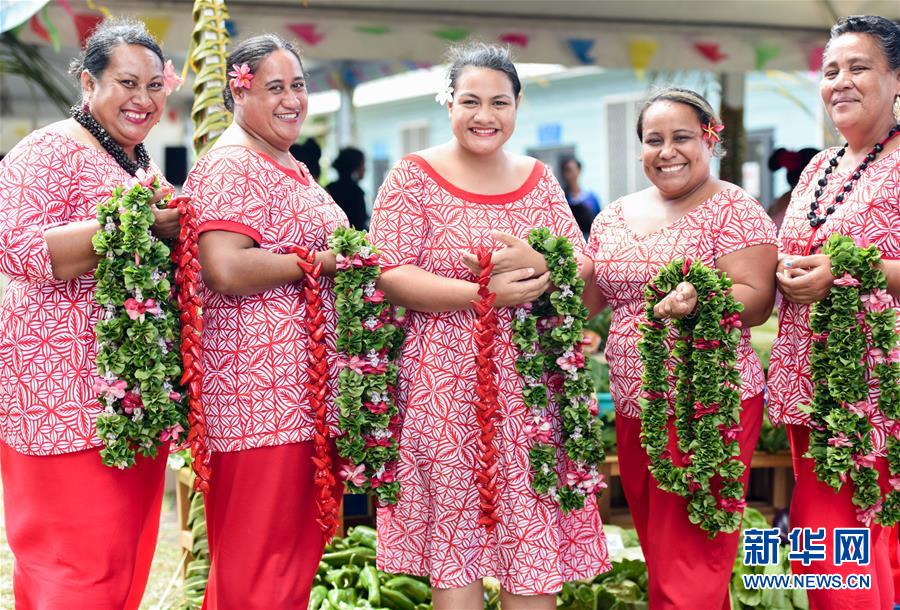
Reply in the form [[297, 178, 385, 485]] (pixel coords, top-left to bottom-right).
[[308, 585, 327, 610], [321, 547, 377, 566], [380, 587, 416, 610], [358, 564, 382, 605], [348, 525, 379, 550], [383, 576, 430, 603]]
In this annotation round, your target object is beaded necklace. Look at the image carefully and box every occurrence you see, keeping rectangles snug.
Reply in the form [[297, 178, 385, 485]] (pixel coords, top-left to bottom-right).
[[808, 124, 900, 228], [71, 105, 150, 176]]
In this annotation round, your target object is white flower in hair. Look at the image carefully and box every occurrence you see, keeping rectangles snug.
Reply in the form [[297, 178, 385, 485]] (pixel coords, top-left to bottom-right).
[[434, 75, 454, 105]]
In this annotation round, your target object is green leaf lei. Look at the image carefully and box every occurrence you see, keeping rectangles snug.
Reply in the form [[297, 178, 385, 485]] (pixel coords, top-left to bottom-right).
[[329, 227, 405, 505], [92, 175, 188, 469], [511, 228, 606, 513], [803, 234, 900, 526], [638, 259, 746, 536]]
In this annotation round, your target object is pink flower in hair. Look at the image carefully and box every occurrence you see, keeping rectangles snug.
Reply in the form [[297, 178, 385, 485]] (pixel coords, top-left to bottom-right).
[[701, 121, 724, 143], [163, 60, 183, 96], [228, 63, 254, 89]]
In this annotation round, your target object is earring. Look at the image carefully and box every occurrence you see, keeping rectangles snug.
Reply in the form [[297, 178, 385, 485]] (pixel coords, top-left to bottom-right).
[[894, 95, 900, 123]]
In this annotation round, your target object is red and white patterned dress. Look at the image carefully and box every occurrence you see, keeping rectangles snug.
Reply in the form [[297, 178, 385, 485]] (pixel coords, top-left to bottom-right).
[[369, 155, 608, 595], [182, 146, 348, 453], [768, 147, 900, 454], [588, 188, 777, 418], [0, 130, 168, 456]]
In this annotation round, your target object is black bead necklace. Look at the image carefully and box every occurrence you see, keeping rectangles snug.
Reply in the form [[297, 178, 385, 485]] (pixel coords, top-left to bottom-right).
[[808, 124, 900, 228], [70, 105, 150, 177]]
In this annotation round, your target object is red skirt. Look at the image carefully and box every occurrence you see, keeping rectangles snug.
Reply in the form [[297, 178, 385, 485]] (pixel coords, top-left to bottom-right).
[[788, 424, 895, 610], [0, 442, 167, 610], [202, 441, 344, 610], [616, 392, 764, 610]]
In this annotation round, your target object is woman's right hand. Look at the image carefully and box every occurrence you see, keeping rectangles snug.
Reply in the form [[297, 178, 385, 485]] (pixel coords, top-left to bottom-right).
[[487, 267, 551, 308], [151, 207, 181, 239]]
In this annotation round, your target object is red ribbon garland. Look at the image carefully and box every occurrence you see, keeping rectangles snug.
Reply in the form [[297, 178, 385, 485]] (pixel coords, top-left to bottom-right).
[[294, 247, 340, 540], [472, 248, 501, 531], [168, 197, 210, 493]]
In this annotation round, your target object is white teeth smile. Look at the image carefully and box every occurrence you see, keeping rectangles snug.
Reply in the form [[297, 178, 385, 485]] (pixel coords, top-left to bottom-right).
[[471, 128, 497, 135], [276, 113, 300, 120], [123, 111, 148, 120], [659, 164, 686, 173]]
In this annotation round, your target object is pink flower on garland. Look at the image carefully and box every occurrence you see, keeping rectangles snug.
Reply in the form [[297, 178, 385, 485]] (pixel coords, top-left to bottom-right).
[[162, 60, 184, 96], [556, 349, 585, 372], [160, 423, 184, 442], [692, 401, 720, 419], [588, 396, 599, 417], [370, 464, 395, 488], [827, 433, 854, 448], [833, 273, 861, 287], [125, 168, 156, 190], [336, 355, 368, 374], [889, 347, 900, 364], [720, 312, 742, 331], [364, 289, 386, 304], [854, 235, 871, 248], [169, 391, 181, 402], [228, 63, 253, 89], [718, 496, 747, 512], [121, 391, 143, 415], [94, 378, 127, 400], [340, 463, 367, 487], [890, 476, 900, 492], [364, 401, 389, 414], [124, 298, 162, 321], [720, 423, 743, 442], [693, 338, 721, 350], [852, 452, 877, 469], [847, 400, 876, 417], [565, 469, 607, 495], [861, 289, 892, 313], [524, 415, 553, 443], [857, 499, 882, 526], [365, 436, 393, 448]]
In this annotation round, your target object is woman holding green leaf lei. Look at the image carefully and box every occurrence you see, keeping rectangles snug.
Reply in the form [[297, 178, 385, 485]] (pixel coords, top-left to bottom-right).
[[0, 20, 188, 609], [583, 87, 778, 608], [766, 16, 900, 608]]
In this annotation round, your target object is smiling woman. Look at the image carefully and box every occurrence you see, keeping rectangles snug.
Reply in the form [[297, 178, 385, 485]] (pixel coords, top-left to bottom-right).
[[0, 18, 180, 610], [181, 34, 348, 609]]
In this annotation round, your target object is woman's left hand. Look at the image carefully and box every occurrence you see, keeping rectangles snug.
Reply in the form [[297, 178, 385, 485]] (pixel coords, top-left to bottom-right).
[[653, 281, 698, 319], [461, 231, 548, 277], [776, 254, 834, 304]]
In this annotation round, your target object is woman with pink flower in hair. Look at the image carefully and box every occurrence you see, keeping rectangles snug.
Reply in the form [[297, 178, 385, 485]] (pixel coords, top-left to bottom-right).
[[768, 15, 900, 610], [583, 87, 777, 609], [182, 34, 347, 609], [0, 19, 182, 610]]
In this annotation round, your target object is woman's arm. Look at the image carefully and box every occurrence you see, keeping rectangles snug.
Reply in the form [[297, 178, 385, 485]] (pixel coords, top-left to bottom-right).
[[377, 264, 550, 313], [199, 230, 338, 297], [883, 259, 900, 299], [580, 257, 608, 317], [717, 244, 778, 326]]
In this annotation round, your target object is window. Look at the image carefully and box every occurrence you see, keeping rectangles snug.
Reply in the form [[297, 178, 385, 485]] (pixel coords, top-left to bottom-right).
[[400, 121, 430, 155], [604, 94, 650, 202]]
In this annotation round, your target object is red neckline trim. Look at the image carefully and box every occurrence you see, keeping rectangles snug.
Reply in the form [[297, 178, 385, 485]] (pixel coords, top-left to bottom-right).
[[405, 154, 543, 204], [216, 144, 310, 185]]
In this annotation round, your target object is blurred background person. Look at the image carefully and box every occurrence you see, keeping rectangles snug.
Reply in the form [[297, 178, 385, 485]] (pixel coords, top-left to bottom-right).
[[559, 155, 601, 237], [326, 146, 369, 230], [766, 147, 819, 230]]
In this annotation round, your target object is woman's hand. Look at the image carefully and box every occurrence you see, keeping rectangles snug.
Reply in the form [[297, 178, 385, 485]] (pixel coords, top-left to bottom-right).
[[776, 254, 834, 304], [488, 267, 551, 308], [461, 231, 548, 277], [151, 207, 181, 239], [653, 281, 698, 319]]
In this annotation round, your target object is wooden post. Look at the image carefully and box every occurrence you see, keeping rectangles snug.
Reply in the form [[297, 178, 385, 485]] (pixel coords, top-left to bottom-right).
[[718, 72, 745, 185]]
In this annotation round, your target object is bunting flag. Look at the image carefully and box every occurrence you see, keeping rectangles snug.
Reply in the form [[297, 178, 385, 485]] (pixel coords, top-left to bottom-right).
[[754, 43, 781, 70], [808, 45, 825, 72], [141, 15, 172, 43], [567, 38, 595, 65], [74, 12, 103, 48], [224, 19, 237, 37], [57, 0, 75, 18], [289, 23, 325, 46], [355, 25, 390, 35], [86, 0, 112, 18], [499, 32, 528, 48], [433, 27, 470, 42], [628, 38, 659, 78], [30, 7, 59, 52], [694, 41, 727, 63]]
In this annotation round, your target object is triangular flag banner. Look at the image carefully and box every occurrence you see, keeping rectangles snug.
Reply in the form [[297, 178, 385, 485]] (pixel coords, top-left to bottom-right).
[[808, 45, 825, 72], [694, 42, 727, 63], [499, 32, 528, 48], [628, 38, 659, 78], [289, 23, 325, 46], [567, 38, 595, 65], [224, 19, 237, 38], [74, 13, 103, 48], [29, 13, 51, 45], [355, 25, 390, 35], [141, 15, 171, 43], [433, 27, 470, 42], [40, 6, 60, 52], [754, 43, 780, 70], [57, 0, 75, 18]]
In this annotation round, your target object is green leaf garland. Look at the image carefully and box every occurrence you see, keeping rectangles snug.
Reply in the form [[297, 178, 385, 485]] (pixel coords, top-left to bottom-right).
[[93, 174, 188, 468], [638, 259, 746, 536], [330, 227, 404, 505], [511, 227, 607, 513], [803, 234, 900, 526]]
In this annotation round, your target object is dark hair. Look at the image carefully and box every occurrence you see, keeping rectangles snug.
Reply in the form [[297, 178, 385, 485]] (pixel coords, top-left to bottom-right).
[[224, 34, 304, 112], [446, 42, 521, 99], [768, 147, 819, 187], [636, 87, 725, 156], [559, 156, 582, 173], [290, 138, 321, 180], [333, 147, 365, 179], [69, 18, 164, 80], [828, 15, 900, 71]]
